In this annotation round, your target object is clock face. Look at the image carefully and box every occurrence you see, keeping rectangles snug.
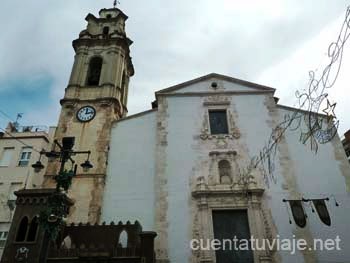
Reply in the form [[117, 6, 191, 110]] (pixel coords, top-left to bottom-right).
[[76, 106, 96, 122]]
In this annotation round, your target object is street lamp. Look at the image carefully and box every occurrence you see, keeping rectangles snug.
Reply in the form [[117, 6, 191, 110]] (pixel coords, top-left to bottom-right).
[[31, 136, 93, 181], [30, 136, 93, 240], [32, 160, 45, 173], [32, 154, 45, 173], [81, 160, 93, 172]]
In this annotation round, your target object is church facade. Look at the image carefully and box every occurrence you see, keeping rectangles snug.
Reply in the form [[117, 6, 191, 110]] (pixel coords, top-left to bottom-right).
[[101, 72, 350, 263]]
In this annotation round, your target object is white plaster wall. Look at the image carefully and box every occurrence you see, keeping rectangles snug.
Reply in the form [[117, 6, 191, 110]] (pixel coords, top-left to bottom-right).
[[101, 111, 157, 230], [165, 96, 203, 262], [236, 94, 350, 262], [234, 95, 307, 262], [276, 107, 350, 262]]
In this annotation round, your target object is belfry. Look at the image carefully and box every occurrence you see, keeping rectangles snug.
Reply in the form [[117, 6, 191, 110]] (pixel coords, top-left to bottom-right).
[[43, 7, 134, 223]]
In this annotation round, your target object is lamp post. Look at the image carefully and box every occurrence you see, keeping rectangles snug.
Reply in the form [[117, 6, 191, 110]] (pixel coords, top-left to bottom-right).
[[30, 136, 93, 239]]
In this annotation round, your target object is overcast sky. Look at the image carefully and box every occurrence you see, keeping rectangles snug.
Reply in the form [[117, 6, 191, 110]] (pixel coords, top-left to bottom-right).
[[0, 0, 349, 135]]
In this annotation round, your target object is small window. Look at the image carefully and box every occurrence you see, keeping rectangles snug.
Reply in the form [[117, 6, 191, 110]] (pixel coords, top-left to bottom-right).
[[61, 235, 72, 249], [0, 147, 14, 167], [121, 72, 127, 104], [106, 14, 112, 19], [0, 231, 8, 248], [18, 147, 32, 167], [26, 216, 39, 242], [87, 57, 103, 86], [346, 149, 350, 157], [209, 110, 229, 134], [103, 26, 109, 36], [16, 217, 28, 242], [118, 230, 128, 248]]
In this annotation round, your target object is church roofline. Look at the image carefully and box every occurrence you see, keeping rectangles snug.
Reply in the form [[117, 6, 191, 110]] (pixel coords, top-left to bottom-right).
[[155, 73, 276, 95], [276, 104, 328, 118], [113, 109, 157, 124], [156, 90, 275, 97]]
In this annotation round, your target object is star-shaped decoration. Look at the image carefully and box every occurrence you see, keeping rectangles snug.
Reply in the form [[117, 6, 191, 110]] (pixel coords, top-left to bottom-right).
[[322, 99, 337, 122]]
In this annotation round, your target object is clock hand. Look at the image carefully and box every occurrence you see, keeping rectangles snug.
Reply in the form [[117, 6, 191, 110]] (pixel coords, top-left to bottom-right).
[[86, 108, 94, 115]]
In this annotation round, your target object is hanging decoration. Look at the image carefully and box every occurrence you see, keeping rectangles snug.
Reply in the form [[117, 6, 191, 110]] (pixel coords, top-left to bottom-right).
[[311, 199, 331, 226], [283, 196, 339, 227], [236, 6, 350, 187], [283, 199, 307, 228]]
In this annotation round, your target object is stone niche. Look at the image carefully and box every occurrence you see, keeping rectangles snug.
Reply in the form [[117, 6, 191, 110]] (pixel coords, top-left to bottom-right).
[[191, 153, 274, 263]]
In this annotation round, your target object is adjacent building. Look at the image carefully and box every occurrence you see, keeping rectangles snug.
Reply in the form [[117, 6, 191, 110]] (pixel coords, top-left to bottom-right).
[[342, 130, 350, 163], [0, 123, 54, 258]]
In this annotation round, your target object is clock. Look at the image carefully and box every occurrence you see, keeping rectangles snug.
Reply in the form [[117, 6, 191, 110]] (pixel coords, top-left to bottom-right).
[[76, 106, 96, 122]]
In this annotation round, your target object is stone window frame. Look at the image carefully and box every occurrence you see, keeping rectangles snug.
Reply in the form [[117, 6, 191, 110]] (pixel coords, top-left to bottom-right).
[[208, 109, 229, 135], [206, 105, 230, 136], [200, 97, 240, 140]]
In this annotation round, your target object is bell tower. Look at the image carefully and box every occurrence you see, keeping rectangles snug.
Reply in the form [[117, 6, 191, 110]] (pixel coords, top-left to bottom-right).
[[44, 7, 134, 223]]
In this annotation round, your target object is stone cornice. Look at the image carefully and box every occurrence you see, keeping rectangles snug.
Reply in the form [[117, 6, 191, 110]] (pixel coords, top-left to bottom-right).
[[0, 135, 49, 143], [156, 73, 276, 94], [192, 188, 264, 198], [60, 97, 120, 106], [156, 90, 274, 98]]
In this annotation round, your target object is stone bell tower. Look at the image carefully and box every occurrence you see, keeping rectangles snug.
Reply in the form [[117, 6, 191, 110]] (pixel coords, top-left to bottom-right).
[[43, 7, 134, 223]]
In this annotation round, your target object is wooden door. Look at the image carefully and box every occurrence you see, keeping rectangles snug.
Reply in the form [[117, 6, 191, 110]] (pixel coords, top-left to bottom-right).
[[212, 210, 254, 263]]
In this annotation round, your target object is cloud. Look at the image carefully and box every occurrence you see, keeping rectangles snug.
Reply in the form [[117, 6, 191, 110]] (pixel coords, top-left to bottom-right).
[[257, 14, 350, 135], [0, 0, 349, 134]]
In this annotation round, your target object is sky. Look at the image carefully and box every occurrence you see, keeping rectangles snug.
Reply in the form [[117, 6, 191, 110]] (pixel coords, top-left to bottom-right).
[[0, 0, 349, 135]]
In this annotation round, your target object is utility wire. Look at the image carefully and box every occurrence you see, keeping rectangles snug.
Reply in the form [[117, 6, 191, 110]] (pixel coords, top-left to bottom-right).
[[0, 109, 15, 122]]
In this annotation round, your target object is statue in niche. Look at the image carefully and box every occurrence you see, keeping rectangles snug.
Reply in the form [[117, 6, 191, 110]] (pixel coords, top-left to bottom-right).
[[218, 160, 232, 184]]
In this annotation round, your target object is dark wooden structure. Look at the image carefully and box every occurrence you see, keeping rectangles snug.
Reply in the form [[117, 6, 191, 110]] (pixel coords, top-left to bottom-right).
[[1, 189, 157, 263]]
